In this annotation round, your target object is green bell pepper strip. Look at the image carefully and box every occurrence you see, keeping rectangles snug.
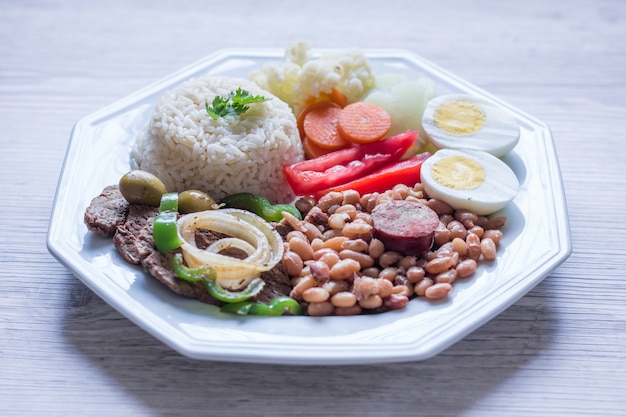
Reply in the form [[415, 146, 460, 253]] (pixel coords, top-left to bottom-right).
[[152, 192, 182, 254], [220, 296, 303, 316], [153, 211, 182, 253], [171, 253, 264, 303], [159, 192, 179, 212], [218, 192, 302, 222]]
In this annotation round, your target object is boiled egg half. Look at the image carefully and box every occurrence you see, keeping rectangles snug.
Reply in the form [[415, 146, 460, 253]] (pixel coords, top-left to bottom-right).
[[422, 94, 520, 157], [421, 148, 519, 215]]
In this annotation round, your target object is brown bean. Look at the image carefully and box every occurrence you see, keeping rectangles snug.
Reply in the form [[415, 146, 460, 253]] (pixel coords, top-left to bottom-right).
[[378, 251, 402, 268], [392, 284, 412, 297], [434, 222, 451, 246], [377, 278, 394, 298], [329, 259, 361, 280], [481, 237, 497, 261], [308, 260, 331, 283], [483, 229, 503, 246], [368, 238, 385, 259], [451, 237, 467, 256], [353, 276, 379, 298], [456, 258, 477, 278], [361, 267, 380, 277], [339, 249, 375, 268], [283, 251, 304, 276], [406, 266, 425, 283], [355, 212, 372, 224], [398, 256, 418, 270], [454, 209, 478, 228], [317, 191, 344, 213], [334, 204, 357, 219], [435, 269, 457, 284], [286, 230, 307, 242], [466, 233, 481, 260], [328, 212, 351, 230], [414, 277, 434, 296], [295, 196, 316, 215], [383, 294, 409, 310], [323, 236, 349, 251], [359, 294, 383, 309], [468, 225, 484, 238], [307, 301, 335, 316], [317, 251, 340, 269], [424, 283, 452, 300], [302, 287, 330, 303], [311, 238, 325, 252], [288, 237, 314, 261], [425, 199, 454, 215], [447, 220, 468, 240], [378, 267, 398, 281], [439, 214, 454, 226], [289, 275, 317, 300], [330, 291, 357, 308], [425, 256, 454, 274], [322, 279, 349, 295], [302, 222, 324, 241], [341, 189, 361, 206], [341, 238, 369, 252], [342, 221, 373, 239]]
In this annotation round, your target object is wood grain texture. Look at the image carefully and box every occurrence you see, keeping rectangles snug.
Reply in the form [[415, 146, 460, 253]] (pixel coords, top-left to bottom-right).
[[1, 0, 625, 416]]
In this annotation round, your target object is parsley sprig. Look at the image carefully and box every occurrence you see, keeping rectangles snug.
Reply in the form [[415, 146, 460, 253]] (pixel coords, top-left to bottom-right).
[[205, 88, 271, 120]]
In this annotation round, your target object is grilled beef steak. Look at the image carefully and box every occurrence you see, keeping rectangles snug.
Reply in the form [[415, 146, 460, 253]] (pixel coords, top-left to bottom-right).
[[84, 185, 292, 306]]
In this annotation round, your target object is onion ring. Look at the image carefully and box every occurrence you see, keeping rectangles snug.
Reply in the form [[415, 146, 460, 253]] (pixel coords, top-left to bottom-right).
[[176, 209, 284, 290]]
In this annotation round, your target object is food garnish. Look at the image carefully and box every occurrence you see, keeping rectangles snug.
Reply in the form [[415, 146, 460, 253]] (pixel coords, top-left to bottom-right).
[[205, 87, 271, 120]]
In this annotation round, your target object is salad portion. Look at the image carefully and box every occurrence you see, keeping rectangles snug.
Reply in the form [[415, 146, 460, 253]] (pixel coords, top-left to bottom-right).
[[84, 43, 520, 318]]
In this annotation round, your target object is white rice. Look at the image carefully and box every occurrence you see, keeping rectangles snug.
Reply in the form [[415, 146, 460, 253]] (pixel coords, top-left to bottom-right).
[[131, 75, 304, 204]]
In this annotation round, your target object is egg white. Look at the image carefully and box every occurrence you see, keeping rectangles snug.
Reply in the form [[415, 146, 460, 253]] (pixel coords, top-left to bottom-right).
[[421, 149, 519, 215], [422, 94, 520, 157]]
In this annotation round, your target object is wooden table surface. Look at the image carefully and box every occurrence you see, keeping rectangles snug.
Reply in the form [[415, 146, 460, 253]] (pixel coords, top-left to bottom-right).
[[2, 1, 625, 416]]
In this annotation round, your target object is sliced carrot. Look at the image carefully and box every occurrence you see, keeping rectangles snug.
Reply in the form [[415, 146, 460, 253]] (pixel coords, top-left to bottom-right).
[[337, 102, 392, 144], [302, 136, 330, 159], [303, 102, 350, 151], [297, 100, 338, 140]]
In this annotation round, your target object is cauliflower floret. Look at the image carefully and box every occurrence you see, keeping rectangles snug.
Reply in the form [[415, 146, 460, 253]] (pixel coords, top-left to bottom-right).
[[250, 61, 301, 109], [249, 43, 376, 114], [285, 41, 310, 66]]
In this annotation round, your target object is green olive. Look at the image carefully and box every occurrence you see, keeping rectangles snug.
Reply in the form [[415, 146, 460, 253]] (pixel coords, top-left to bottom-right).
[[119, 170, 167, 206], [178, 190, 217, 213]]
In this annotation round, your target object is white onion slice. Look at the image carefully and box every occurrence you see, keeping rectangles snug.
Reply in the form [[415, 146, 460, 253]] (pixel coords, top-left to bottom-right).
[[176, 209, 284, 290]]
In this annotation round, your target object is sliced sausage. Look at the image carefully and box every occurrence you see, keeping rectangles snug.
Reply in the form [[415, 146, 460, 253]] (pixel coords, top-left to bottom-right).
[[370, 200, 439, 256]]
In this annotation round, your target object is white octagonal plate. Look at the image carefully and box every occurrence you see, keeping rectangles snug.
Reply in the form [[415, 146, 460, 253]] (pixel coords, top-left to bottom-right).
[[48, 48, 571, 365]]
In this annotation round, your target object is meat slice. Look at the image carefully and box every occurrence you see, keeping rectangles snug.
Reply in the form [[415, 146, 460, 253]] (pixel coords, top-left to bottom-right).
[[84, 185, 129, 237], [141, 249, 219, 305], [370, 200, 439, 256], [113, 204, 159, 264]]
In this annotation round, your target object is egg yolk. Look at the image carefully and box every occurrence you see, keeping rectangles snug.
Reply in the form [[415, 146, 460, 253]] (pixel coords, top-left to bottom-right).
[[433, 100, 486, 135], [431, 155, 485, 190]]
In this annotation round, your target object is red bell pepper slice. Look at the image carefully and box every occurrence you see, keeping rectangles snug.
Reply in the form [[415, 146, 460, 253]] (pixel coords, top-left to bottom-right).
[[315, 152, 431, 199], [283, 131, 418, 196]]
